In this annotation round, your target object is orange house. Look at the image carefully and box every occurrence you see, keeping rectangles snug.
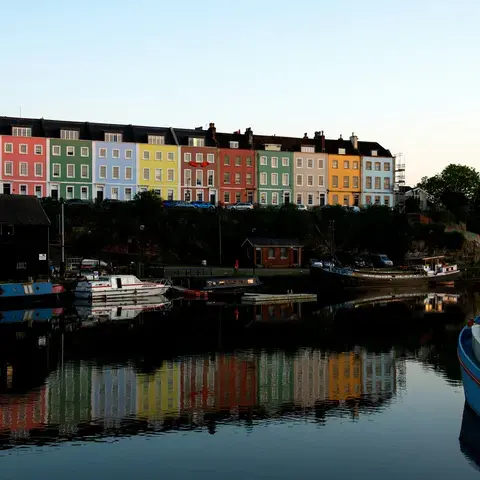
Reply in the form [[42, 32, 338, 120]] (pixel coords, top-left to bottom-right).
[[327, 352, 362, 401]]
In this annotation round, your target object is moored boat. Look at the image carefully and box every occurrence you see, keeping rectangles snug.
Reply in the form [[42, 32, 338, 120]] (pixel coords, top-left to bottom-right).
[[0, 281, 65, 305], [73, 275, 171, 300], [310, 255, 461, 289], [458, 318, 480, 417]]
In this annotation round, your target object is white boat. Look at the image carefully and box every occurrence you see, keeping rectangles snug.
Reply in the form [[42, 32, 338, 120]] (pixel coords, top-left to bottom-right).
[[73, 275, 171, 300]]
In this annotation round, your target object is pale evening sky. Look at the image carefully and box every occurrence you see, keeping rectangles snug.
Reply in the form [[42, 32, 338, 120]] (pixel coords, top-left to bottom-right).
[[1, 0, 478, 185]]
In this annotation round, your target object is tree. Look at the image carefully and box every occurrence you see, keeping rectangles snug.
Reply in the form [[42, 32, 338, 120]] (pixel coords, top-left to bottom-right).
[[418, 164, 480, 202]]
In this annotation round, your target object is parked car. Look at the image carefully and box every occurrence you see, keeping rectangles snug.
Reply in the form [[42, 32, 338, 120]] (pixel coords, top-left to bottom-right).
[[162, 200, 182, 208], [175, 201, 198, 209], [370, 254, 393, 268], [296, 204, 308, 211], [191, 201, 216, 210], [226, 202, 254, 211]]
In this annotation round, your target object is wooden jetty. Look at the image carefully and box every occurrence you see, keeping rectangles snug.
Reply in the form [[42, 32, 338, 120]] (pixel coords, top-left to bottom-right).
[[241, 293, 317, 305]]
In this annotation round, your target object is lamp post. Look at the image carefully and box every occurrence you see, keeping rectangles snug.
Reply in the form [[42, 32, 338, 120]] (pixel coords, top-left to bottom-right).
[[60, 199, 65, 277], [139, 224, 145, 277]]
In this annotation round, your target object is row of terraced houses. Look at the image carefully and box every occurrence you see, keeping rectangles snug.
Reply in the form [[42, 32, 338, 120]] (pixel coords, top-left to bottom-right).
[[0, 116, 399, 207]]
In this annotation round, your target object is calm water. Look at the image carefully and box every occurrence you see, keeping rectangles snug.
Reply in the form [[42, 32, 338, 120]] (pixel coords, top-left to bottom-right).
[[0, 290, 479, 479]]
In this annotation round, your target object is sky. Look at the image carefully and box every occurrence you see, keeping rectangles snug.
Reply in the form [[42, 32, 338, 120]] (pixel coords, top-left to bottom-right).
[[1, 0, 479, 185]]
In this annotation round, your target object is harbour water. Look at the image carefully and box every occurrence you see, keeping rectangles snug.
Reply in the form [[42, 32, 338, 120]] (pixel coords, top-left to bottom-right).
[[0, 290, 479, 479]]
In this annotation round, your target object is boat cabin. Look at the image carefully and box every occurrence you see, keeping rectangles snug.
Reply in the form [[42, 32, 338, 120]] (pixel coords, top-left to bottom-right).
[[80, 275, 143, 288], [406, 256, 458, 275]]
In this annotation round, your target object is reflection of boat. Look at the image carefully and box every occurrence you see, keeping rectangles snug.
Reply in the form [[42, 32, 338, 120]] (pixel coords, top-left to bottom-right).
[[459, 403, 480, 472], [458, 319, 480, 416], [325, 291, 460, 314], [0, 307, 64, 323], [311, 256, 461, 289], [74, 275, 171, 300], [0, 281, 65, 305], [74, 296, 172, 325]]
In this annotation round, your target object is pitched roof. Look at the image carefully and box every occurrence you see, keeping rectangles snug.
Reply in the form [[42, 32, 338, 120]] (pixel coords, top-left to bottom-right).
[[215, 131, 253, 150], [242, 237, 303, 247], [0, 195, 50, 226]]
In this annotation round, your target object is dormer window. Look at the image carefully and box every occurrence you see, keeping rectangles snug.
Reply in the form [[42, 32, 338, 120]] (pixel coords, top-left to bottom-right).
[[105, 132, 122, 142], [264, 144, 281, 151], [189, 137, 205, 147], [60, 129, 80, 140], [338, 148, 346, 155], [148, 135, 165, 145], [301, 145, 315, 153], [371, 150, 378, 156], [229, 141, 239, 149], [12, 127, 31, 137]]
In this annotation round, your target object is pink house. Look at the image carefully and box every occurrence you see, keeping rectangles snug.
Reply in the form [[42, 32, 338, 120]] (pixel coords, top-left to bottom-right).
[[1, 132, 47, 197]]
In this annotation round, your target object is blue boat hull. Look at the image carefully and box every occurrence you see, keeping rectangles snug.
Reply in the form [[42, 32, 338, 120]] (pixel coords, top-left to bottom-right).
[[458, 325, 480, 417], [0, 281, 63, 306]]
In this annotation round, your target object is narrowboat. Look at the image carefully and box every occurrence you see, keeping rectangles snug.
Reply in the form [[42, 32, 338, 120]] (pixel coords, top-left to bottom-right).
[[187, 276, 261, 297], [458, 318, 480, 417], [0, 306, 64, 324], [310, 255, 461, 289], [0, 281, 65, 306]]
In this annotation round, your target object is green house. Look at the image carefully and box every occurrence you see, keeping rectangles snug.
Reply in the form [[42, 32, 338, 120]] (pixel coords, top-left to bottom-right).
[[49, 139, 93, 200], [256, 147, 293, 206]]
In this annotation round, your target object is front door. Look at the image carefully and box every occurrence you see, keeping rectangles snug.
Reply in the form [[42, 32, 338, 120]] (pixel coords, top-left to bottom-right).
[[284, 192, 290, 205], [51, 185, 58, 200], [2, 183, 11, 194], [210, 191, 216, 205], [255, 248, 262, 266], [247, 191, 254, 203], [97, 186, 104, 202], [292, 248, 299, 265]]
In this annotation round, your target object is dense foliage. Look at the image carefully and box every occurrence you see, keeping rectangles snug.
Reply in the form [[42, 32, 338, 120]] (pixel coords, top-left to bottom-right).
[[417, 164, 480, 232], [41, 191, 467, 266]]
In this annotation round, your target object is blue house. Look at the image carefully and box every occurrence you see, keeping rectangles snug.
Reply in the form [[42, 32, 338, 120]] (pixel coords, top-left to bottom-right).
[[359, 142, 395, 207], [93, 135, 137, 201]]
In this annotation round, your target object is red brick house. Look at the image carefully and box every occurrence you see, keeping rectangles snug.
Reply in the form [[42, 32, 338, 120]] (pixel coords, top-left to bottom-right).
[[216, 129, 256, 205], [241, 237, 303, 268]]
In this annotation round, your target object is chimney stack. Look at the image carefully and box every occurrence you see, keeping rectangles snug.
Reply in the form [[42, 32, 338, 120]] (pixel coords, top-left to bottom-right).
[[350, 132, 358, 150], [320, 130, 325, 152], [207, 122, 217, 146], [303, 132, 308, 139]]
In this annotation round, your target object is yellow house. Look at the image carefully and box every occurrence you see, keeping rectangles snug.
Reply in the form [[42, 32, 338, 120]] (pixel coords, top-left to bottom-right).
[[136, 363, 181, 421], [326, 135, 361, 206], [137, 143, 180, 200]]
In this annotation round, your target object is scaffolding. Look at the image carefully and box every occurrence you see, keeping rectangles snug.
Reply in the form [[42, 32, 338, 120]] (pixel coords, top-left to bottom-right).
[[394, 153, 406, 211]]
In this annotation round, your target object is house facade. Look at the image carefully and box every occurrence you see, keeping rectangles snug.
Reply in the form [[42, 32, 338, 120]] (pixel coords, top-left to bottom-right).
[[293, 146, 327, 207], [137, 143, 180, 201], [93, 137, 137, 201], [217, 129, 256, 204], [361, 155, 394, 207], [48, 138, 93, 200], [256, 144, 293, 206], [326, 135, 361, 206], [176, 124, 218, 203], [0, 128, 47, 198]]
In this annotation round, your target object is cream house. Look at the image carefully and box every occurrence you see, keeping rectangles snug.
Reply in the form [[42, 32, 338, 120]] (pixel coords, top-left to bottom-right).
[[292, 133, 328, 207]]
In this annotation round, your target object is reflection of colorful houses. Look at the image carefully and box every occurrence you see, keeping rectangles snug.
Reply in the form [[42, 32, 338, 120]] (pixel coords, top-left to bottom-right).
[[361, 351, 396, 396], [215, 355, 257, 409], [180, 356, 216, 411], [46, 361, 92, 433], [327, 352, 362, 401], [257, 351, 295, 411], [91, 365, 136, 427], [254, 304, 301, 323], [293, 349, 328, 408], [179, 354, 258, 412], [0, 386, 47, 435], [136, 362, 181, 421]]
